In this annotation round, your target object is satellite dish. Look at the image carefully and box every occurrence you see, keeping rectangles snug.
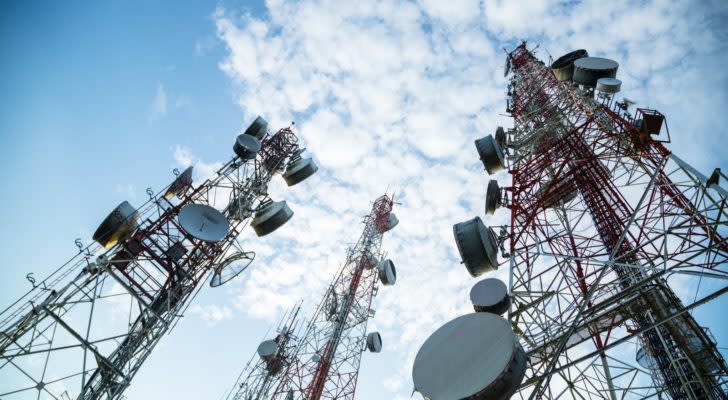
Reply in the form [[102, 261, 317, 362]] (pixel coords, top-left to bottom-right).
[[250, 201, 294, 237], [412, 313, 527, 400], [244, 115, 269, 140], [485, 180, 502, 216], [596, 78, 622, 94], [474, 135, 505, 175], [453, 216, 499, 277], [378, 259, 396, 286], [380, 212, 399, 233], [233, 134, 262, 160], [93, 201, 139, 248], [283, 157, 319, 186], [367, 332, 383, 353], [178, 204, 230, 242], [494, 126, 506, 147], [550, 49, 589, 81], [470, 278, 509, 315], [258, 340, 279, 361], [210, 251, 255, 287], [573, 57, 619, 87], [164, 166, 194, 199]]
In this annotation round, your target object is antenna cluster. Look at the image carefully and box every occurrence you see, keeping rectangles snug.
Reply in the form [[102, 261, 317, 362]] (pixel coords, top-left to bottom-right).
[[412, 42, 728, 400], [0, 116, 317, 400]]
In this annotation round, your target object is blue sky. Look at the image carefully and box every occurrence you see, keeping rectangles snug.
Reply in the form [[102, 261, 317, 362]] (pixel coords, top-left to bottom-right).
[[1, 1, 727, 399]]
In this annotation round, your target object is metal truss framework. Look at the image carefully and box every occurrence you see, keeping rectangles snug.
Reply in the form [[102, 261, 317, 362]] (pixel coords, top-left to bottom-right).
[[503, 44, 728, 399], [224, 304, 303, 400], [270, 195, 395, 400], [0, 127, 305, 400]]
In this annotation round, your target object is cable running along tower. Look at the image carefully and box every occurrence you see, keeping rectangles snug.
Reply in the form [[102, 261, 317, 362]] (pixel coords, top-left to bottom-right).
[[0, 116, 318, 400], [413, 43, 728, 399], [270, 194, 398, 400]]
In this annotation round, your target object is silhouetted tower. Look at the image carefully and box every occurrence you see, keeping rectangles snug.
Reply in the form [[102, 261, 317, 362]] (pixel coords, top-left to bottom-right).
[[271, 194, 398, 400], [224, 303, 304, 400], [0, 117, 318, 400], [413, 43, 728, 400]]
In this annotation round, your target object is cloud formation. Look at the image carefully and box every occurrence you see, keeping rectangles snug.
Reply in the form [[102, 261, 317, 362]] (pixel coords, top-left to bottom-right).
[[150, 83, 168, 121], [207, 0, 728, 397]]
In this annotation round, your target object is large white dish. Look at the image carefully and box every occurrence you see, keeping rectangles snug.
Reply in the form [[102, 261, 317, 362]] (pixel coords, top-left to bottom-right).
[[178, 204, 230, 242]]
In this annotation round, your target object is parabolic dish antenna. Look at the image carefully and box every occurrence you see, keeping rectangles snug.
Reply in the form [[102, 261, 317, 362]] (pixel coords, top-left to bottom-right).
[[250, 201, 294, 237], [573, 57, 619, 87], [382, 212, 399, 233], [258, 339, 279, 360], [164, 166, 194, 199], [453, 216, 499, 277], [470, 278, 509, 315], [178, 204, 230, 242], [550, 49, 589, 81], [412, 313, 527, 400], [485, 180, 501, 216], [244, 115, 268, 140], [378, 259, 397, 286], [367, 332, 383, 353], [596, 77, 622, 94], [93, 201, 139, 248], [474, 135, 505, 175], [209, 251, 255, 287], [283, 157, 319, 186], [233, 134, 262, 160]]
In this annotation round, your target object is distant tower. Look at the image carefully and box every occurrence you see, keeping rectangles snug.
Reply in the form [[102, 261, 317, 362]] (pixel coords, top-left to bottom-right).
[[270, 194, 398, 400], [224, 303, 303, 400], [413, 43, 728, 399], [0, 116, 317, 400]]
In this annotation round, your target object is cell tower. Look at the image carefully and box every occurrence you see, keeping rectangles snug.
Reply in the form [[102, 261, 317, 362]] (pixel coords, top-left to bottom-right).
[[413, 43, 728, 399], [270, 194, 398, 400], [223, 302, 304, 400], [0, 116, 318, 400]]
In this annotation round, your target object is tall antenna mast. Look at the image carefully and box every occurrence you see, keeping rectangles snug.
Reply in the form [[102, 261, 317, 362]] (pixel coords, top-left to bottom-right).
[[224, 302, 304, 400], [0, 116, 318, 400], [413, 43, 728, 399], [271, 194, 398, 400]]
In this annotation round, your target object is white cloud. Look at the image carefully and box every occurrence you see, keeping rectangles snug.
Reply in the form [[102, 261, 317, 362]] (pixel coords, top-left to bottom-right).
[[172, 145, 224, 181], [189, 303, 234, 326], [150, 83, 167, 121]]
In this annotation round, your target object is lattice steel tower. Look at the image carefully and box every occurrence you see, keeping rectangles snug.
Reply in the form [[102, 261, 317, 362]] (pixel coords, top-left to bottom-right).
[[413, 43, 728, 400], [0, 116, 318, 400], [223, 303, 304, 400], [270, 194, 398, 400]]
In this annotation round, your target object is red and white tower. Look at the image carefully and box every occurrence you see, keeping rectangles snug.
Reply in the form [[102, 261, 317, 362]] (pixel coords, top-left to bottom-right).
[[413, 43, 727, 400], [271, 194, 398, 400], [0, 117, 317, 400]]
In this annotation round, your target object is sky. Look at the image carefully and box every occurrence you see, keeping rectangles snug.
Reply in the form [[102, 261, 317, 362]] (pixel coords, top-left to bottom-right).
[[1, 1, 727, 399]]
